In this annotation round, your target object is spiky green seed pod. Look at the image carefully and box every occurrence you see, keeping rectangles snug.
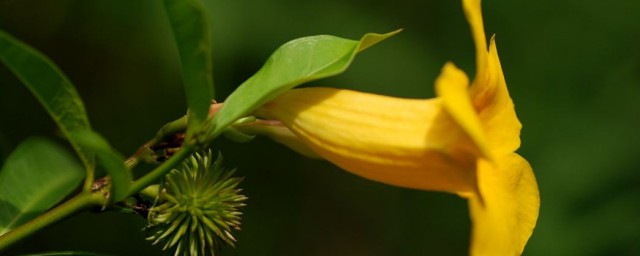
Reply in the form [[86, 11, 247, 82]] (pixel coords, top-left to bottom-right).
[[146, 150, 247, 256]]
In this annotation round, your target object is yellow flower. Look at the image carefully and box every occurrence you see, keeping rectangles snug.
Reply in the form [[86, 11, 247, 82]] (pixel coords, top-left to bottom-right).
[[241, 0, 540, 254]]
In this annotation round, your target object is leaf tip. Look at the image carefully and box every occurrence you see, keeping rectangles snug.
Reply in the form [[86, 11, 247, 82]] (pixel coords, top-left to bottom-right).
[[357, 29, 403, 52]]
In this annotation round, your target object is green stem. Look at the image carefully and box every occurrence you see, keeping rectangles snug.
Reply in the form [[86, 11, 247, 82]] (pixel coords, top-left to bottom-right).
[[0, 192, 103, 252], [0, 116, 199, 252], [124, 139, 157, 170], [82, 168, 95, 193], [127, 145, 195, 197], [124, 115, 188, 170], [155, 115, 188, 140]]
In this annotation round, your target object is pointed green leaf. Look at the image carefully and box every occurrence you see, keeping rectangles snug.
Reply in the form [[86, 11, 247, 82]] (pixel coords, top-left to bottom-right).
[[0, 137, 84, 236], [207, 30, 401, 139], [72, 131, 131, 202], [163, 0, 215, 141], [0, 30, 94, 173]]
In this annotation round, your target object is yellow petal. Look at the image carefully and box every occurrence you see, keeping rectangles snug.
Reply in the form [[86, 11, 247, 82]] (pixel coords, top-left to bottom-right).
[[471, 38, 522, 154], [435, 62, 492, 160], [467, 153, 540, 256], [256, 87, 478, 193], [463, 0, 488, 82], [464, 0, 522, 154]]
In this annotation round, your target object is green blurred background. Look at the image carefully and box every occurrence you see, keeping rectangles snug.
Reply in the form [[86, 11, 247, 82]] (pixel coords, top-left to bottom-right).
[[1, 0, 639, 255]]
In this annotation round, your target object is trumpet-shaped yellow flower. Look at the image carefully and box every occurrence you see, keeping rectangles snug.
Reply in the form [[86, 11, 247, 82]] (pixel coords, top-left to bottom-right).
[[242, 0, 539, 254]]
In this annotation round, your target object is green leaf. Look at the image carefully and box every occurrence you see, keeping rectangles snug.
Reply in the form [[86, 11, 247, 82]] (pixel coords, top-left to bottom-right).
[[72, 131, 131, 202], [163, 0, 215, 141], [207, 30, 401, 139], [0, 30, 94, 173], [0, 137, 84, 236]]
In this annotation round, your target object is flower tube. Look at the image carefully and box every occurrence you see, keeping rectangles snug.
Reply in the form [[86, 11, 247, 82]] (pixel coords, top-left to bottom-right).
[[243, 0, 539, 254]]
